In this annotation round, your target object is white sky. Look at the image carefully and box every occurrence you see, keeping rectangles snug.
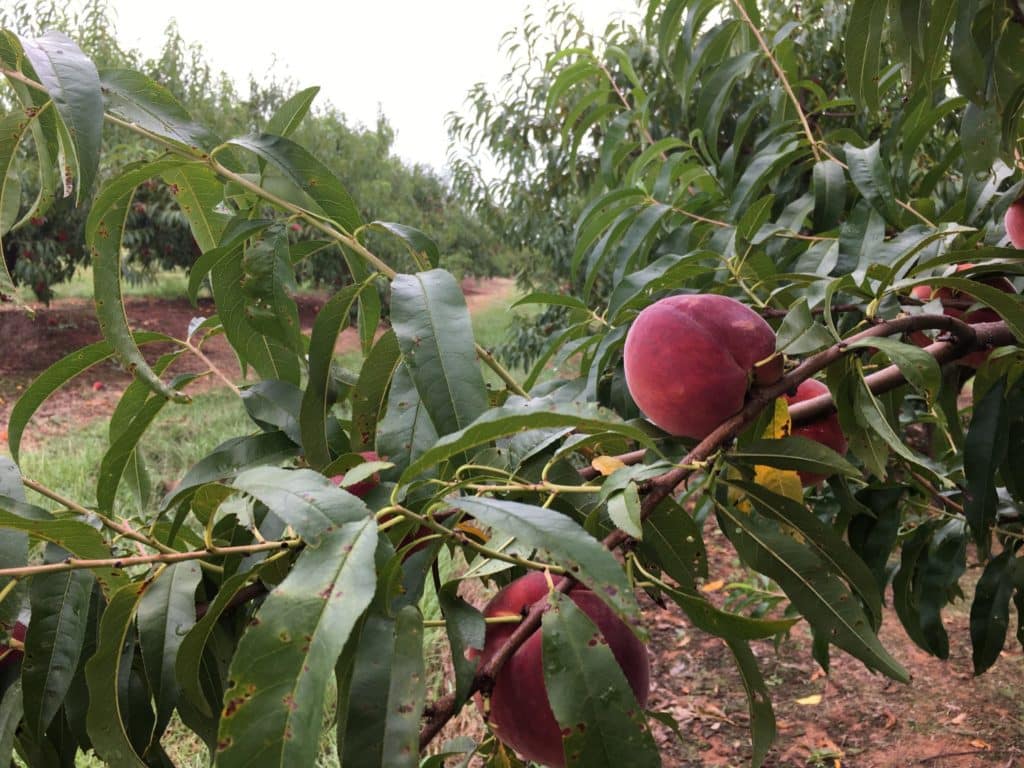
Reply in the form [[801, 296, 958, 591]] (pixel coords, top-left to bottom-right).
[[95, 1, 639, 173]]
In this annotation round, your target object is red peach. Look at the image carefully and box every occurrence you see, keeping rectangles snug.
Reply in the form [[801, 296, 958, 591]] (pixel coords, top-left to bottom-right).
[[909, 264, 1016, 367], [329, 451, 381, 498], [1006, 199, 1024, 249], [624, 294, 782, 439], [476, 572, 650, 768], [785, 379, 848, 486]]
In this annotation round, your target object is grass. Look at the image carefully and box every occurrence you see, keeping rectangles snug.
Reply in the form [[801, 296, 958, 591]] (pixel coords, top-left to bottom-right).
[[16, 266, 196, 303]]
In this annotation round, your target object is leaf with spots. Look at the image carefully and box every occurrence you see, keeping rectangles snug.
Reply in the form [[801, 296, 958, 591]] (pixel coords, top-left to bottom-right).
[[381, 605, 425, 768], [541, 591, 660, 768], [162, 164, 229, 252], [215, 518, 377, 768], [726, 638, 776, 768], [87, 158, 191, 403], [227, 133, 362, 234], [20, 31, 102, 203], [231, 466, 371, 541], [449, 497, 642, 633]]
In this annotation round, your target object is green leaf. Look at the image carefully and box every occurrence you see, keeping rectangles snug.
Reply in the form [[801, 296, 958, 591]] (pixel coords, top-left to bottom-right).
[[969, 550, 1016, 675], [0, 682, 22, 768], [0, 508, 127, 598], [242, 379, 304, 446], [227, 134, 362, 233], [216, 519, 377, 768], [812, 159, 846, 231], [960, 100, 1001, 175], [381, 605, 426, 768], [963, 379, 1008, 550], [664, 584, 796, 641], [99, 68, 217, 152], [188, 218, 272, 304], [299, 282, 363, 468], [696, 52, 758, 162], [337, 613, 391, 767], [639, 496, 707, 590], [162, 164, 229, 252], [350, 330, 401, 453], [607, 483, 643, 539], [438, 582, 484, 709], [367, 221, 440, 270], [848, 336, 941, 401], [775, 299, 836, 354], [7, 331, 172, 463], [88, 159, 192, 403], [400, 396, 653, 484], [240, 229, 303, 351], [846, 486, 904, 594], [84, 581, 149, 768], [137, 561, 202, 743], [844, 141, 897, 221], [391, 270, 489, 436], [21, 31, 102, 202], [231, 467, 371, 541], [176, 571, 259, 717], [903, 276, 1024, 342], [730, 436, 860, 481], [210, 235, 301, 385], [375, 363, 438, 477], [726, 639, 776, 768], [449, 497, 642, 632], [716, 500, 907, 681], [845, 0, 887, 112], [541, 591, 660, 768], [22, 568, 94, 741], [0, 111, 32, 301], [97, 369, 195, 513], [266, 86, 319, 138], [728, 481, 884, 630], [161, 431, 298, 512]]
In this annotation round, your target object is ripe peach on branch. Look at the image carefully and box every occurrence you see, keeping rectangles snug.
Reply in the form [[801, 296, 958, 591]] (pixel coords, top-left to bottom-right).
[[624, 294, 783, 439], [474, 572, 650, 768]]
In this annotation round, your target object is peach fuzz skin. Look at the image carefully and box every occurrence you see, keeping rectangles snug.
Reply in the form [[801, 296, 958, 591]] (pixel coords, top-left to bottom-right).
[[624, 294, 782, 440]]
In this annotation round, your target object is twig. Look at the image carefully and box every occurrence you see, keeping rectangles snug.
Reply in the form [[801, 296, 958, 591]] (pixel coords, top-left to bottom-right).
[[0, 539, 301, 578]]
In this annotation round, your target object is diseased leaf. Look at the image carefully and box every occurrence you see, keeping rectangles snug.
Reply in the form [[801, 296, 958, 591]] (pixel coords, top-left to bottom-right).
[[542, 591, 660, 768], [450, 496, 642, 632], [217, 519, 377, 768]]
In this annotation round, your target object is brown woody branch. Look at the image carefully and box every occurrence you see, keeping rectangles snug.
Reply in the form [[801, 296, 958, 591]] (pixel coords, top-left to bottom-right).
[[419, 312, 1014, 747]]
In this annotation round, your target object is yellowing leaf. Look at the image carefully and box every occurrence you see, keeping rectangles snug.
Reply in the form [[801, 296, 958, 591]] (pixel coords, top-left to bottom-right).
[[591, 455, 626, 476], [700, 579, 725, 593], [455, 522, 489, 542], [753, 463, 804, 505], [795, 694, 823, 706], [763, 396, 792, 440]]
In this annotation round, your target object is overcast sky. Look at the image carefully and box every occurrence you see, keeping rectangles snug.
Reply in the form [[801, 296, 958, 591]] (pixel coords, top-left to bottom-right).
[[95, 1, 639, 173]]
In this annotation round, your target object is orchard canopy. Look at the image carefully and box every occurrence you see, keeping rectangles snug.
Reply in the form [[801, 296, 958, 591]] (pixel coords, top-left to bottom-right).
[[0, 0, 1023, 767]]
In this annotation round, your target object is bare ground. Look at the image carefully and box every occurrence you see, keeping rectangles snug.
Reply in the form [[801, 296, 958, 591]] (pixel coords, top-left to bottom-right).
[[2, 278, 1023, 767]]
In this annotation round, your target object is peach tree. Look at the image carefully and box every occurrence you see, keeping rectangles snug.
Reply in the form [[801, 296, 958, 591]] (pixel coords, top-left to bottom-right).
[[1, 0, 1023, 766]]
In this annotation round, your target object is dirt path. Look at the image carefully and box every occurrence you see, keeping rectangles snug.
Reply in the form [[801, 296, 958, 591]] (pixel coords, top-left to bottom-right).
[[0, 277, 515, 450]]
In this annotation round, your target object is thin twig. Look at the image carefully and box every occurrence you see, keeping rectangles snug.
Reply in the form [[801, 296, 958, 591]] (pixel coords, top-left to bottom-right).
[[0, 539, 301, 578]]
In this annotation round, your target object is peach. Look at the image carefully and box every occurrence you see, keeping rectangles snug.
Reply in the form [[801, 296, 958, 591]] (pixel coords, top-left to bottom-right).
[[0, 621, 26, 673], [476, 572, 649, 768], [1006, 199, 1024, 249], [623, 294, 782, 439], [909, 264, 1015, 367], [785, 379, 848, 486], [330, 450, 381, 498]]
